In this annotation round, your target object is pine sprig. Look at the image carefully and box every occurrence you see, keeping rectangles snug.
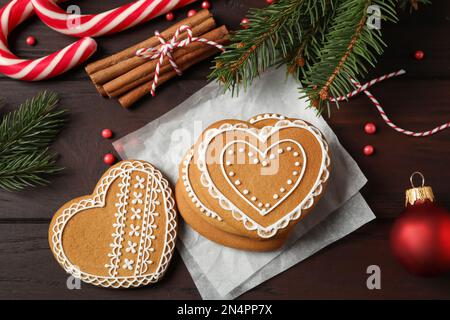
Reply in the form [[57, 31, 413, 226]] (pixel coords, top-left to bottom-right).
[[0, 92, 66, 192], [209, 0, 331, 95], [300, 0, 397, 115]]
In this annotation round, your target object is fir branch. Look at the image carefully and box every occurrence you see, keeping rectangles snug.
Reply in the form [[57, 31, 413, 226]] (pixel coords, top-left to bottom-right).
[[0, 92, 66, 192], [209, 0, 330, 95], [300, 0, 397, 114]]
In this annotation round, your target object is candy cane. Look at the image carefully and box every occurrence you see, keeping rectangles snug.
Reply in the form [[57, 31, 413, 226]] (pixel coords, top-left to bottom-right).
[[31, 0, 198, 38], [330, 70, 450, 137], [0, 0, 97, 81]]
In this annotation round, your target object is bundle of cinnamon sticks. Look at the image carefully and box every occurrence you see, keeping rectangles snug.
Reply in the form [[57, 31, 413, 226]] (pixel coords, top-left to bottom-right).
[[85, 10, 229, 109]]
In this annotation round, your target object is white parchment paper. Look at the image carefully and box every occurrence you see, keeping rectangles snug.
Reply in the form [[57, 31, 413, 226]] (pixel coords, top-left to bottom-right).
[[113, 68, 375, 299]]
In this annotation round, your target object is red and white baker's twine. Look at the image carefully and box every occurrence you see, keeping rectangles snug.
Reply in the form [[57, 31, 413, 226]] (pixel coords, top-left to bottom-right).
[[136, 25, 224, 96], [31, 0, 197, 38], [330, 70, 449, 137]]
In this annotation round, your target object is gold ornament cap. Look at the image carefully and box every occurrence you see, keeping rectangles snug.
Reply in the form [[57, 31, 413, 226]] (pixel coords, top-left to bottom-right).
[[405, 171, 435, 206]]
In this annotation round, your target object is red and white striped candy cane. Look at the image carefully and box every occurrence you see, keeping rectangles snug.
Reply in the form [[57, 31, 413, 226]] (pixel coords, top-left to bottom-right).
[[136, 24, 224, 96], [330, 70, 449, 137], [0, 0, 97, 81], [31, 0, 198, 38]]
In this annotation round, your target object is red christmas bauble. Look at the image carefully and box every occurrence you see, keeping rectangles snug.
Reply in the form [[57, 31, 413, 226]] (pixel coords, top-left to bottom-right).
[[187, 9, 197, 17], [414, 50, 425, 61], [166, 12, 174, 21], [201, 1, 210, 9], [103, 153, 116, 166], [364, 122, 377, 134], [101, 129, 113, 139], [391, 202, 450, 276], [363, 145, 374, 156], [266, 0, 274, 4], [390, 173, 450, 277], [26, 36, 36, 46]]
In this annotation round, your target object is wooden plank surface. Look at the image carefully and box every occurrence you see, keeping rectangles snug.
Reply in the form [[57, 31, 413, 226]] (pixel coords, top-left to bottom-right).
[[0, 0, 449, 299]]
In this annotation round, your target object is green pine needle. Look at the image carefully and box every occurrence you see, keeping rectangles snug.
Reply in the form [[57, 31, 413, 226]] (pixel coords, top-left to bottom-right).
[[300, 0, 397, 115], [209, 0, 331, 95], [0, 91, 66, 192], [209, 0, 427, 116]]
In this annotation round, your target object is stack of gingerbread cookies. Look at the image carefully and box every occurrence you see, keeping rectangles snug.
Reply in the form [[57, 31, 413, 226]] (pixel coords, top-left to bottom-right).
[[176, 113, 331, 251]]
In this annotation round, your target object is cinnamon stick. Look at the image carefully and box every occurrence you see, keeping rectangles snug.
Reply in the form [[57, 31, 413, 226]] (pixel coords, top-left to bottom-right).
[[103, 26, 229, 97], [108, 36, 229, 98], [88, 17, 216, 89], [85, 9, 212, 75], [118, 35, 229, 109]]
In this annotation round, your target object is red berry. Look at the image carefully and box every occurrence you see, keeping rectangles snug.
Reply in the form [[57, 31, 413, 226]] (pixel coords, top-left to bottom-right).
[[187, 9, 197, 17], [101, 129, 113, 139], [241, 18, 249, 29], [201, 1, 210, 9], [363, 145, 375, 156], [266, 0, 274, 4], [364, 122, 377, 135], [414, 50, 425, 60], [26, 36, 36, 46], [103, 153, 116, 166], [166, 12, 174, 21]]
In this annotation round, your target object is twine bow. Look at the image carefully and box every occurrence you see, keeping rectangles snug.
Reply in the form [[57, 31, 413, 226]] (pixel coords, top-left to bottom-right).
[[136, 25, 224, 97]]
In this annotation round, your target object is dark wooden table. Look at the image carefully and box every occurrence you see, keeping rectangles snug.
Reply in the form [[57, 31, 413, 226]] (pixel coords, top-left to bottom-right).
[[0, 0, 449, 300]]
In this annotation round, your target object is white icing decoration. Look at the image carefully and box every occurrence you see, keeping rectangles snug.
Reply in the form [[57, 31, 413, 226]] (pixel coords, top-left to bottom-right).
[[122, 258, 134, 271], [243, 189, 249, 195], [131, 208, 142, 220], [273, 194, 279, 199], [132, 192, 143, 205], [293, 152, 299, 157], [249, 113, 286, 124], [195, 119, 330, 238], [287, 179, 293, 185], [248, 152, 254, 157], [295, 162, 300, 167], [269, 154, 276, 160], [228, 171, 235, 177], [280, 187, 285, 193], [287, 146, 292, 151], [129, 224, 140, 237], [50, 161, 177, 288], [277, 148, 283, 154], [238, 147, 245, 153], [106, 172, 129, 277], [265, 203, 270, 208], [253, 158, 259, 164], [126, 241, 137, 254], [227, 150, 234, 155], [219, 138, 306, 217], [134, 175, 145, 189], [251, 196, 257, 201], [180, 149, 222, 221], [234, 180, 241, 186]]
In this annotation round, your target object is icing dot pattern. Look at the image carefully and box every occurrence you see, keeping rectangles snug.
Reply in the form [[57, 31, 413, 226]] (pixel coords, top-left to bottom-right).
[[222, 142, 305, 213]]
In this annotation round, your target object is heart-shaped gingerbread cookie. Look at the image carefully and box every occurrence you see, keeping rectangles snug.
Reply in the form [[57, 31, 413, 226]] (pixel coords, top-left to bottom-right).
[[49, 160, 177, 288], [177, 114, 330, 247]]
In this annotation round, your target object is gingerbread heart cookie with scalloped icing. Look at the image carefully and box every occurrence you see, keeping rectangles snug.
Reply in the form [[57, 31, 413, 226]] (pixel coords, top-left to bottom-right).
[[49, 160, 177, 288], [176, 114, 330, 250]]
